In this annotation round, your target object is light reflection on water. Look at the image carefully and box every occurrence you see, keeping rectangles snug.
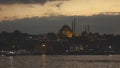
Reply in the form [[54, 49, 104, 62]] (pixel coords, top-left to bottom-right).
[[0, 55, 120, 68], [41, 54, 47, 68], [9, 56, 13, 68]]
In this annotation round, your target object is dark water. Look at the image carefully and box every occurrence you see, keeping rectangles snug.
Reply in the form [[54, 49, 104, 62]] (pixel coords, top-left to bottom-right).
[[0, 55, 120, 68]]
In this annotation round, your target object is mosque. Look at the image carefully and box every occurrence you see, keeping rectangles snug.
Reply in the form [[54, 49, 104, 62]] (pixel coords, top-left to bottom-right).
[[58, 18, 80, 38]]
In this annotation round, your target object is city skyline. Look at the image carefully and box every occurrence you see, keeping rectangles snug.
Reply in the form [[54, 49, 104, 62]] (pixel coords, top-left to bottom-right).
[[0, 0, 120, 34]]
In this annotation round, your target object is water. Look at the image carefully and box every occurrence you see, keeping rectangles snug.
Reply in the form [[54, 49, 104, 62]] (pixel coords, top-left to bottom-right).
[[0, 55, 120, 68]]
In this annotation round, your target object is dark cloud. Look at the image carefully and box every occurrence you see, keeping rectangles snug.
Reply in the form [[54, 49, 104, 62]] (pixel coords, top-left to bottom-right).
[[54, 2, 63, 10], [0, 0, 69, 5], [4, 17, 8, 19], [0, 14, 120, 34], [0, 0, 46, 5]]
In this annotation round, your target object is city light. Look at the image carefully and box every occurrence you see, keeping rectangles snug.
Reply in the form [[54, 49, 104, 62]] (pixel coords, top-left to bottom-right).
[[42, 44, 46, 47]]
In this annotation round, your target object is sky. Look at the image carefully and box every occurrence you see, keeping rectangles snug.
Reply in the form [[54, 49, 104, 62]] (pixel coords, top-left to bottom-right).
[[0, 0, 120, 34]]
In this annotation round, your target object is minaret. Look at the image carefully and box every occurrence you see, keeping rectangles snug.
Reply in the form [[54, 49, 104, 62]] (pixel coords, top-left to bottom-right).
[[73, 17, 76, 32], [72, 17, 76, 32], [85, 25, 87, 32], [87, 24, 89, 33], [72, 20, 74, 32]]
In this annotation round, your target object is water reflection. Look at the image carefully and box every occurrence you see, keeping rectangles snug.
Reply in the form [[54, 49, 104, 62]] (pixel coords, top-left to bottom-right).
[[0, 55, 120, 68], [41, 54, 46, 68], [9, 56, 13, 68]]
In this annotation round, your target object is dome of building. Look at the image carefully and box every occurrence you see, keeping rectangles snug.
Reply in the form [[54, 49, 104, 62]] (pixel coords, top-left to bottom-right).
[[60, 24, 72, 32]]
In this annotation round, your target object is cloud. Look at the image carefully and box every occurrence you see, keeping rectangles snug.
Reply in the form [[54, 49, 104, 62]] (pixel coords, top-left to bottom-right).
[[4, 17, 8, 19], [27, 4, 35, 8], [0, 0, 47, 5], [0, 14, 120, 34], [49, 0, 70, 1], [54, 2, 63, 10], [0, 8, 2, 11], [99, 12, 120, 15], [0, 0, 69, 5], [44, 12, 61, 16]]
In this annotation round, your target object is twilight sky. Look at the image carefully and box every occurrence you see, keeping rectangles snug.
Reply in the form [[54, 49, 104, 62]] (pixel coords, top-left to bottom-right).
[[0, 0, 120, 34]]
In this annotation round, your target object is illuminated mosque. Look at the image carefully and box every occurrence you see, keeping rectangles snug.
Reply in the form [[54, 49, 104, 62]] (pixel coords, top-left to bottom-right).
[[58, 18, 79, 38]]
